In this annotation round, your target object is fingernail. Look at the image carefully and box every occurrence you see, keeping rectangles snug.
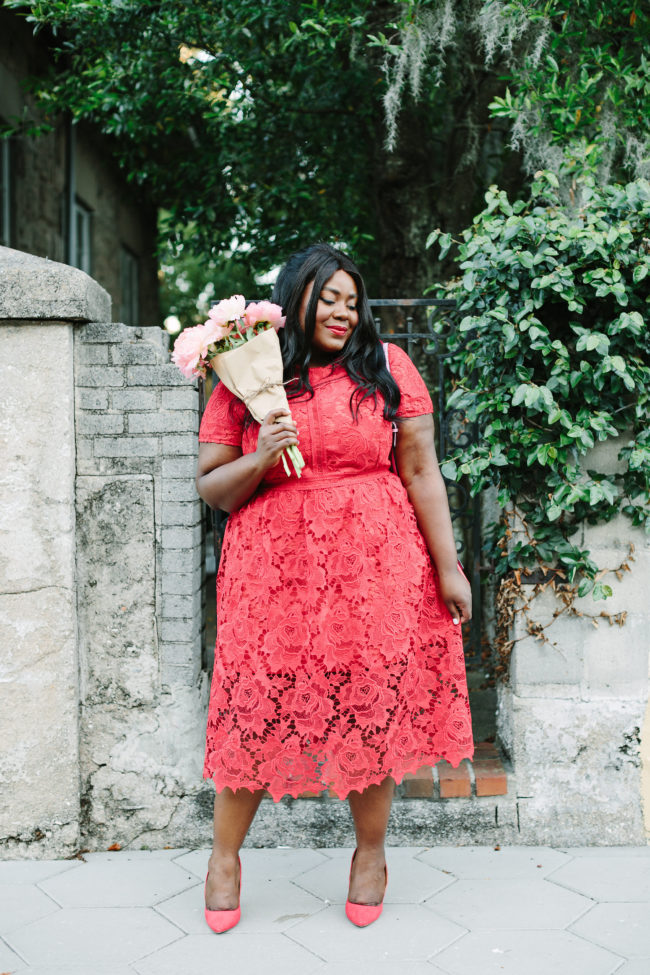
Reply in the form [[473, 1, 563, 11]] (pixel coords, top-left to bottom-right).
[[452, 617, 459, 625]]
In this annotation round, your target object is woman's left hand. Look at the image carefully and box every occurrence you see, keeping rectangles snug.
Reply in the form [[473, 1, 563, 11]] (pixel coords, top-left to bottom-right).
[[437, 567, 472, 626]]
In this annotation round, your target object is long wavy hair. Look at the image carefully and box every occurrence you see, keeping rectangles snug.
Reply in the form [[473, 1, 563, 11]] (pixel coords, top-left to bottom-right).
[[271, 243, 401, 421]]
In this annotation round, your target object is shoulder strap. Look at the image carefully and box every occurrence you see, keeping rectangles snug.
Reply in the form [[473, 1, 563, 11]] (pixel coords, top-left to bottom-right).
[[382, 342, 399, 451]]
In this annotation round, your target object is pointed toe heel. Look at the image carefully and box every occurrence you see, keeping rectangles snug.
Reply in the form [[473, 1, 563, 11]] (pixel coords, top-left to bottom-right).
[[204, 856, 241, 934], [345, 849, 388, 928]]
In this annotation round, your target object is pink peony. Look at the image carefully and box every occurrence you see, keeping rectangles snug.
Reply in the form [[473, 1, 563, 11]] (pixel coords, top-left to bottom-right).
[[243, 300, 286, 331], [172, 323, 209, 378], [208, 294, 246, 326], [201, 317, 233, 350]]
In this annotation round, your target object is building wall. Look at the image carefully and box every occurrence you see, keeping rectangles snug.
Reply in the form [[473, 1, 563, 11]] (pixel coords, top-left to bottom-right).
[[0, 7, 159, 325]]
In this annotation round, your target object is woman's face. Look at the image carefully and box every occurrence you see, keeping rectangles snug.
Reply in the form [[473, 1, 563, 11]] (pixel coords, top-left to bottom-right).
[[298, 268, 359, 364]]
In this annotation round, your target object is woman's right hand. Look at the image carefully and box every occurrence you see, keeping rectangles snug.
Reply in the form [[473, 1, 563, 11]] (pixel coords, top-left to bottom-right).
[[255, 409, 299, 470]]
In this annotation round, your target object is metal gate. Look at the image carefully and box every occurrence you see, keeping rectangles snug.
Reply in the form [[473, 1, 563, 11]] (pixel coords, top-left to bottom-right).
[[369, 298, 481, 664], [201, 297, 482, 665]]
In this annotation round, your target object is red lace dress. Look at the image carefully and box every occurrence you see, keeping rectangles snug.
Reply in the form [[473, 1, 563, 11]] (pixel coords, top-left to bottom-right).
[[199, 342, 473, 800]]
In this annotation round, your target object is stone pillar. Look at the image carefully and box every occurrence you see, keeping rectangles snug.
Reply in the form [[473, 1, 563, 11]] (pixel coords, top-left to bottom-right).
[[0, 246, 111, 856], [497, 434, 650, 844], [73, 321, 209, 850]]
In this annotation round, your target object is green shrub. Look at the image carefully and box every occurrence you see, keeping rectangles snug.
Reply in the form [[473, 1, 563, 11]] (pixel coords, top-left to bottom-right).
[[429, 172, 649, 599]]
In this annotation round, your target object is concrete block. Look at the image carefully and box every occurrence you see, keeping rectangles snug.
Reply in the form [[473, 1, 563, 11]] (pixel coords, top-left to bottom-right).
[[161, 502, 202, 527], [507, 694, 645, 802], [161, 524, 202, 550], [111, 388, 158, 412], [78, 454, 158, 478], [162, 589, 202, 620], [162, 387, 199, 411], [0, 589, 80, 853], [161, 480, 200, 502], [79, 321, 132, 343], [0, 324, 76, 594], [159, 641, 199, 666], [76, 475, 158, 707], [163, 434, 199, 456], [160, 617, 200, 643], [581, 617, 649, 698], [128, 411, 198, 435], [76, 366, 125, 388], [0, 246, 111, 321], [161, 572, 199, 595], [162, 546, 201, 574], [162, 457, 197, 479], [127, 365, 189, 387], [76, 413, 124, 436], [78, 389, 109, 411], [160, 660, 202, 688], [110, 342, 163, 365], [510, 588, 584, 686], [0, 322, 80, 855], [93, 436, 158, 458], [76, 342, 109, 364], [74, 438, 96, 474]]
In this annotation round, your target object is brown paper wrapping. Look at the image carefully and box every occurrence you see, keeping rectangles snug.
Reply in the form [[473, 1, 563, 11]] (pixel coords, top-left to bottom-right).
[[209, 326, 291, 424]]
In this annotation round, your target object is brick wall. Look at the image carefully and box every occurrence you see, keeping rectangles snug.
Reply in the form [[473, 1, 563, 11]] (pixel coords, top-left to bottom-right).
[[74, 321, 211, 848]]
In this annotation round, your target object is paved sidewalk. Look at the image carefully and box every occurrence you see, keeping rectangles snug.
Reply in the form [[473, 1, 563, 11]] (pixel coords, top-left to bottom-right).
[[1, 845, 649, 974]]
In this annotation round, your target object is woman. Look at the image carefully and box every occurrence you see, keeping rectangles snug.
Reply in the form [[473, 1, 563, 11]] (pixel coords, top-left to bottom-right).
[[196, 243, 473, 932]]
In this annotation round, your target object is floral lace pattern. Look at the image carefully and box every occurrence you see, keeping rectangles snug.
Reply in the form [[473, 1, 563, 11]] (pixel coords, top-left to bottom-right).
[[199, 343, 474, 800]]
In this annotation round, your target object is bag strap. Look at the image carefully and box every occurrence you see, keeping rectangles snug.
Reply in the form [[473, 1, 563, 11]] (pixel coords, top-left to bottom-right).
[[382, 343, 399, 447]]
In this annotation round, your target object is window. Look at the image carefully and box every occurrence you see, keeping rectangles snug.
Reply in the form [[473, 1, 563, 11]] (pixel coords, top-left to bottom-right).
[[1, 136, 10, 247], [73, 199, 92, 274], [120, 246, 139, 325]]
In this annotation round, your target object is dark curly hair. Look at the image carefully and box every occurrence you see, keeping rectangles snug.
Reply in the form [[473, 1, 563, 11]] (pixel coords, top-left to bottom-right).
[[271, 243, 401, 421]]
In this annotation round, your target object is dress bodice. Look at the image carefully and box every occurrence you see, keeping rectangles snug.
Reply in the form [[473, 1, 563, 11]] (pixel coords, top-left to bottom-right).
[[198, 342, 434, 489]]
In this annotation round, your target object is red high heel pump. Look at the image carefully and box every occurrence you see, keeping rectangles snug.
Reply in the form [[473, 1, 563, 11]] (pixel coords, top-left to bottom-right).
[[204, 856, 241, 934], [345, 849, 388, 927]]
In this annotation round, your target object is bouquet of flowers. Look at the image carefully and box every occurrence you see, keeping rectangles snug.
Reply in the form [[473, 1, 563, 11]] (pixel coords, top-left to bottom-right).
[[172, 295, 305, 477]]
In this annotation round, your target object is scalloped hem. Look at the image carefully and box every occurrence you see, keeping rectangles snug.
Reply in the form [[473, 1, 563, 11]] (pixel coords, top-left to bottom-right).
[[204, 748, 475, 803]]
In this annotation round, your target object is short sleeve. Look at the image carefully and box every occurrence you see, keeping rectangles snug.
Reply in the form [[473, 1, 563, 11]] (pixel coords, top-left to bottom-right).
[[386, 343, 434, 418], [198, 380, 247, 446]]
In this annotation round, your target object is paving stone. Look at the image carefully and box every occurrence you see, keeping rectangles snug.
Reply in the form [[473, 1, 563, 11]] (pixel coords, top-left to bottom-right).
[[6, 907, 182, 967], [419, 846, 570, 879], [570, 903, 650, 957], [85, 849, 189, 861], [546, 855, 650, 901], [322, 963, 438, 975], [0, 936, 27, 972], [132, 932, 324, 975], [0, 860, 80, 885], [432, 930, 623, 975], [173, 846, 328, 882], [424, 877, 592, 930], [15, 968, 135, 975], [288, 903, 466, 963], [0, 883, 60, 934], [155, 876, 326, 934], [294, 852, 454, 904], [611, 961, 650, 975], [557, 847, 650, 857], [39, 857, 197, 907]]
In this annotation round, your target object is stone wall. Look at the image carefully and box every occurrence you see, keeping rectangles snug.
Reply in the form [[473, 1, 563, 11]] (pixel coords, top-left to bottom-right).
[[74, 320, 211, 849], [497, 435, 650, 844], [0, 246, 212, 857], [0, 321, 80, 856]]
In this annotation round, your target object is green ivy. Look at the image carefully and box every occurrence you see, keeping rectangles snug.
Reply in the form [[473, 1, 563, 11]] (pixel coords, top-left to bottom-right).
[[429, 172, 650, 595]]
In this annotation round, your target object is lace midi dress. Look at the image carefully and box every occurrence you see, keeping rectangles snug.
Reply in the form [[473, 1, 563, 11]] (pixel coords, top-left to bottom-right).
[[199, 342, 474, 800]]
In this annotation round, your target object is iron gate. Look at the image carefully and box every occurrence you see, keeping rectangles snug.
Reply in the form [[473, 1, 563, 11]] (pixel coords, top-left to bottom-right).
[[200, 297, 482, 664]]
